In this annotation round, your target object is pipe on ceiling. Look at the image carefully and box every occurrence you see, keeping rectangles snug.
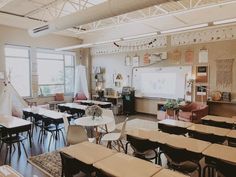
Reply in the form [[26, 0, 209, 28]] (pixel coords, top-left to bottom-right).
[[28, 0, 176, 37]]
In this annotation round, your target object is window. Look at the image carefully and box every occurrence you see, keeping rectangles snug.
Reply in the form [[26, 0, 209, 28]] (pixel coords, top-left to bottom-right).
[[5, 45, 31, 97], [37, 49, 75, 96]]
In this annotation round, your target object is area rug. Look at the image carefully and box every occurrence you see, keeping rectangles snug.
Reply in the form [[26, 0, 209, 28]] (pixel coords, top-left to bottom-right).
[[28, 150, 62, 177]]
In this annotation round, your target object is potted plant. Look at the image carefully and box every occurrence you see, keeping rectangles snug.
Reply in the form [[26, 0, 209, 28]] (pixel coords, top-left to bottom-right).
[[163, 99, 180, 117]]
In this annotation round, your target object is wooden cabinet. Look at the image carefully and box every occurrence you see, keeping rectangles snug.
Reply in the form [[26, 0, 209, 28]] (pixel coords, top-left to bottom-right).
[[207, 101, 236, 117]]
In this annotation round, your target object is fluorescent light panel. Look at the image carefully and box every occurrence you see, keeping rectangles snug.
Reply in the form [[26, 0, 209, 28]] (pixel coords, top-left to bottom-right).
[[161, 23, 208, 34], [213, 18, 236, 25]]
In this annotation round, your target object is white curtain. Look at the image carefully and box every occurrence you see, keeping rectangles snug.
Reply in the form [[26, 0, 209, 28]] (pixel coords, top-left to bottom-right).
[[74, 65, 90, 99]]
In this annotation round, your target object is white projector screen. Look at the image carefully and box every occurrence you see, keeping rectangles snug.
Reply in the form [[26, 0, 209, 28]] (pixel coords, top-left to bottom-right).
[[133, 66, 192, 99]]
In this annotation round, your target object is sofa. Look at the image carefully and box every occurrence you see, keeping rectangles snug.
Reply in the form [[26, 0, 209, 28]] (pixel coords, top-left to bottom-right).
[[178, 102, 209, 123], [73, 92, 87, 103]]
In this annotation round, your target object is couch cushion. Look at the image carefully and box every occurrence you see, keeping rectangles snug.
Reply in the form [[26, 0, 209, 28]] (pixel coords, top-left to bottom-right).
[[179, 112, 192, 119], [55, 93, 64, 101], [74, 92, 87, 100]]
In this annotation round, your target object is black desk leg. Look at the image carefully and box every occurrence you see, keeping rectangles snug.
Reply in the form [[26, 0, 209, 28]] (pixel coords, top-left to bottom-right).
[[28, 130, 32, 148]]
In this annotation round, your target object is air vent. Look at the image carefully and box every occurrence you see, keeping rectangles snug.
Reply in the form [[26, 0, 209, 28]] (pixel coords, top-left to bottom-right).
[[33, 25, 49, 33]]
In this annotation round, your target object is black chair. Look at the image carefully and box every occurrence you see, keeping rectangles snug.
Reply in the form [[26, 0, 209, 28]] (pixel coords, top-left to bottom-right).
[[32, 113, 43, 133], [202, 120, 234, 129], [0, 125, 30, 164], [161, 143, 202, 177], [125, 135, 159, 164], [158, 124, 187, 135], [216, 159, 236, 177], [58, 105, 67, 113], [60, 152, 81, 177], [203, 158, 236, 177], [188, 131, 226, 144], [39, 117, 65, 150], [228, 137, 236, 147]]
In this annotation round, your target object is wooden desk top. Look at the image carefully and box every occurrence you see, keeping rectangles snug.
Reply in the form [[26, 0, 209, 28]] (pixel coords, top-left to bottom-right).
[[61, 142, 116, 165], [152, 169, 189, 177], [126, 129, 157, 140], [116, 119, 158, 132], [202, 115, 236, 124], [0, 115, 31, 129], [93, 153, 161, 177], [226, 130, 236, 139], [187, 124, 231, 137], [158, 119, 193, 128], [165, 134, 211, 154], [0, 165, 23, 177], [203, 143, 236, 164]]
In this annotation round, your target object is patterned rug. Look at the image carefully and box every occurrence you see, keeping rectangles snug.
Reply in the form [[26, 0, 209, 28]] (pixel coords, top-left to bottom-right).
[[28, 150, 62, 177]]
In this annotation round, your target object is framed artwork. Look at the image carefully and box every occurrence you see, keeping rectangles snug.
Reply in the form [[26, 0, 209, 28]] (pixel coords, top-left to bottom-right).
[[132, 55, 140, 67], [195, 85, 208, 102], [171, 50, 181, 64], [185, 49, 194, 64], [125, 55, 132, 66], [196, 66, 208, 83], [199, 48, 208, 63], [143, 53, 150, 64]]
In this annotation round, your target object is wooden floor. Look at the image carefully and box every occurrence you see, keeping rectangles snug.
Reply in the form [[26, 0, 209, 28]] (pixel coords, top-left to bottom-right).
[[0, 113, 157, 177]]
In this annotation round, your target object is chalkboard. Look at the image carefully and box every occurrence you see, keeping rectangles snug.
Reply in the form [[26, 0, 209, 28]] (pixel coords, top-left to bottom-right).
[[133, 66, 192, 99]]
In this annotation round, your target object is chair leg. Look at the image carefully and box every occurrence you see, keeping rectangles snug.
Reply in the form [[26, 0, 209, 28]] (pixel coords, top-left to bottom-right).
[[119, 140, 125, 152], [21, 141, 28, 158], [4, 145, 8, 164], [116, 141, 120, 152], [197, 163, 202, 177], [48, 132, 54, 151]]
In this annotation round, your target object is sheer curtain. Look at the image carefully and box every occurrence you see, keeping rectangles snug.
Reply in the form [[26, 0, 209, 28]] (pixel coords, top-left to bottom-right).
[[74, 65, 90, 99]]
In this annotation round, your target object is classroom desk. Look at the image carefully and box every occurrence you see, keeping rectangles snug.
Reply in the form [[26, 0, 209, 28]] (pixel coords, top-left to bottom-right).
[[158, 119, 193, 135], [152, 169, 189, 177], [187, 124, 231, 140], [0, 165, 23, 177], [201, 115, 236, 129], [226, 129, 236, 146], [116, 118, 158, 132], [0, 115, 32, 146], [61, 141, 116, 165], [203, 143, 236, 164], [93, 153, 161, 177], [23, 107, 71, 139], [126, 129, 211, 154]]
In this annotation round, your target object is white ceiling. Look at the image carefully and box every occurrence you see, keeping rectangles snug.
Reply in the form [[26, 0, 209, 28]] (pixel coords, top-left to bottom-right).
[[0, 0, 236, 42]]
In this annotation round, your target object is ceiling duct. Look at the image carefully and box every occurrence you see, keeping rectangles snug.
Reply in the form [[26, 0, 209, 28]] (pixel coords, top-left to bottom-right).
[[28, 0, 176, 37]]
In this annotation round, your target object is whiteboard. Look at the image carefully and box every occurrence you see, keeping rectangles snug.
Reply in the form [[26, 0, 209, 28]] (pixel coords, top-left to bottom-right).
[[133, 66, 192, 99]]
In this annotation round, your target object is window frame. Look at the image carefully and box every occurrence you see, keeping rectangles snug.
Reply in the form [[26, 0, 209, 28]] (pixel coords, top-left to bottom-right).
[[36, 48, 76, 96], [4, 44, 32, 97]]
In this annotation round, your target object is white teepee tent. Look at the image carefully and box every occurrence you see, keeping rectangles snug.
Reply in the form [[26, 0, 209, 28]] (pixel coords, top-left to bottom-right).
[[0, 79, 28, 117]]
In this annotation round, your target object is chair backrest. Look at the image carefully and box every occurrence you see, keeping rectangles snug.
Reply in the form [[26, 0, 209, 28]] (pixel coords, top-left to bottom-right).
[[120, 117, 129, 139], [101, 109, 116, 132], [60, 152, 81, 177], [66, 125, 88, 146], [162, 143, 198, 164], [62, 115, 69, 134], [188, 130, 225, 144], [127, 135, 157, 154], [216, 159, 236, 177]]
